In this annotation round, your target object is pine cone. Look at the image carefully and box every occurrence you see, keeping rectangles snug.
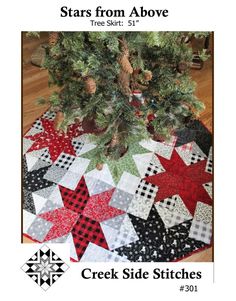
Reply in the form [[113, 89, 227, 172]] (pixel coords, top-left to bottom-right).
[[85, 77, 96, 94], [118, 70, 131, 96], [120, 55, 133, 74], [31, 44, 46, 67], [144, 70, 153, 81], [54, 111, 64, 130], [110, 134, 120, 147], [96, 163, 104, 171], [177, 61, 188, 73], [49, 32, 59, 47]]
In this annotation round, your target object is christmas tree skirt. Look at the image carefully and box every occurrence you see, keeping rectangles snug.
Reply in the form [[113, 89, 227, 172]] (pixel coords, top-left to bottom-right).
[[23, 111, 213, 262]]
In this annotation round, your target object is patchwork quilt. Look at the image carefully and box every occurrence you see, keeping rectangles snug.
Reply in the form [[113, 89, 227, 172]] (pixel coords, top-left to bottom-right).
[[23, 111, 213, 262]]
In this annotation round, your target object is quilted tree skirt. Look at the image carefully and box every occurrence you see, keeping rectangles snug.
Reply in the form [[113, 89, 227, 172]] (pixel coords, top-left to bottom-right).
[[23, 111, 213, 262]]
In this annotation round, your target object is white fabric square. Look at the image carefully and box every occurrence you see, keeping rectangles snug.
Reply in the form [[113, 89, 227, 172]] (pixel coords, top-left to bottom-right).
[[79, 143, 97, 156], [154, 141, 174, 159], [133, 153, 154, 178], [100, 224, 119, 250], [139, 139, 158, 152], [25, 154, 38, 171], [117, 172, 141, 195], [59, 171, 83, 190], [194, 201, 212, 224], [32, 193, 47, 214], [80, 243, 129, 262], [85, 176, 113, 196], [155, 194, 192, 228], [23, 210, 36, 233], [101, 214, 138, 250], [48, 185, 64, 206], [139, 138, 174, 159], [68, 157, 90, 174], [85, 163, 115, 186], [189, 219, 212, 244], [80, 242, 110, 262], [66, 233, 78, 261], [175, 145, 193, 165], [127, 195, 154, 220]]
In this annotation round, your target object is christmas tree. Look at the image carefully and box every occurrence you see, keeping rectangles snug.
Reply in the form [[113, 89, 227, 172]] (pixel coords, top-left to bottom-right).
[[28, 31, 209, 166]]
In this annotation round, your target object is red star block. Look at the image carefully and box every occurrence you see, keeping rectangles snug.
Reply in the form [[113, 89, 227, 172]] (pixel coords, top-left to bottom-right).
[[59, 177, 90, 215], [145, 150, 212, 215], [83, 189, 124, 222], [72, 215, 108, 260], [39, 207, 79, 241], [25, 119, 83, 162]]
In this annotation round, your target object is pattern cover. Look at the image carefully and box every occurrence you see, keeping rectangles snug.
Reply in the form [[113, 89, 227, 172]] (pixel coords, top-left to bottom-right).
[[23, 111, 213, 262]]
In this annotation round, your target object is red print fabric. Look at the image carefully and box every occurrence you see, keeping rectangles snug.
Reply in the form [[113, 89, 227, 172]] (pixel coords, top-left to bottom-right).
[[39, 207, 79, 241], [25, 119, 83, 162], [145, 150, 212, 215], [83, 189, 124, 222]]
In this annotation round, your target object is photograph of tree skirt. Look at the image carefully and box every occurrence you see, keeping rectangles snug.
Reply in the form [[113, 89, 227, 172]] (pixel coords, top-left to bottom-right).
[[23, 110, 212, 262], [22, 32, 212, 262]]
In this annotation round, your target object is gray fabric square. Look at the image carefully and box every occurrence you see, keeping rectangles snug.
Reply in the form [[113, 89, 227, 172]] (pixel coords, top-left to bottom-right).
[[38, 200, 62, 214], [23, 138, 34, 155], [34, 185, 56, 199], [43, 165, 67, 183], [102, 214, 126, 230], [92, 180, 114, 195], [27, 216, 53, 242], [109, 188, 133, 211]]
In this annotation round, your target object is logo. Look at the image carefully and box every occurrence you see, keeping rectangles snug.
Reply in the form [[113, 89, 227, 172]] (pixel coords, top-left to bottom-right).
[[21, 245, 69, 291]]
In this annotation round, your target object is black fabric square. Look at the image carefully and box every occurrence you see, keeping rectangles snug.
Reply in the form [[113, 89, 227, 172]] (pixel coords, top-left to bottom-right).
[[23, 160, 53, 192]]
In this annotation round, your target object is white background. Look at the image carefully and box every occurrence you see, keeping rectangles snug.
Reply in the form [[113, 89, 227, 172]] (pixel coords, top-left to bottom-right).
[[0, 0, 236, 299]]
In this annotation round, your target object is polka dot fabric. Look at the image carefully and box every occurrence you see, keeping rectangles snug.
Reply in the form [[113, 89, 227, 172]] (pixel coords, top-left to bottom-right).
[[23, 165, 53, 192]]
